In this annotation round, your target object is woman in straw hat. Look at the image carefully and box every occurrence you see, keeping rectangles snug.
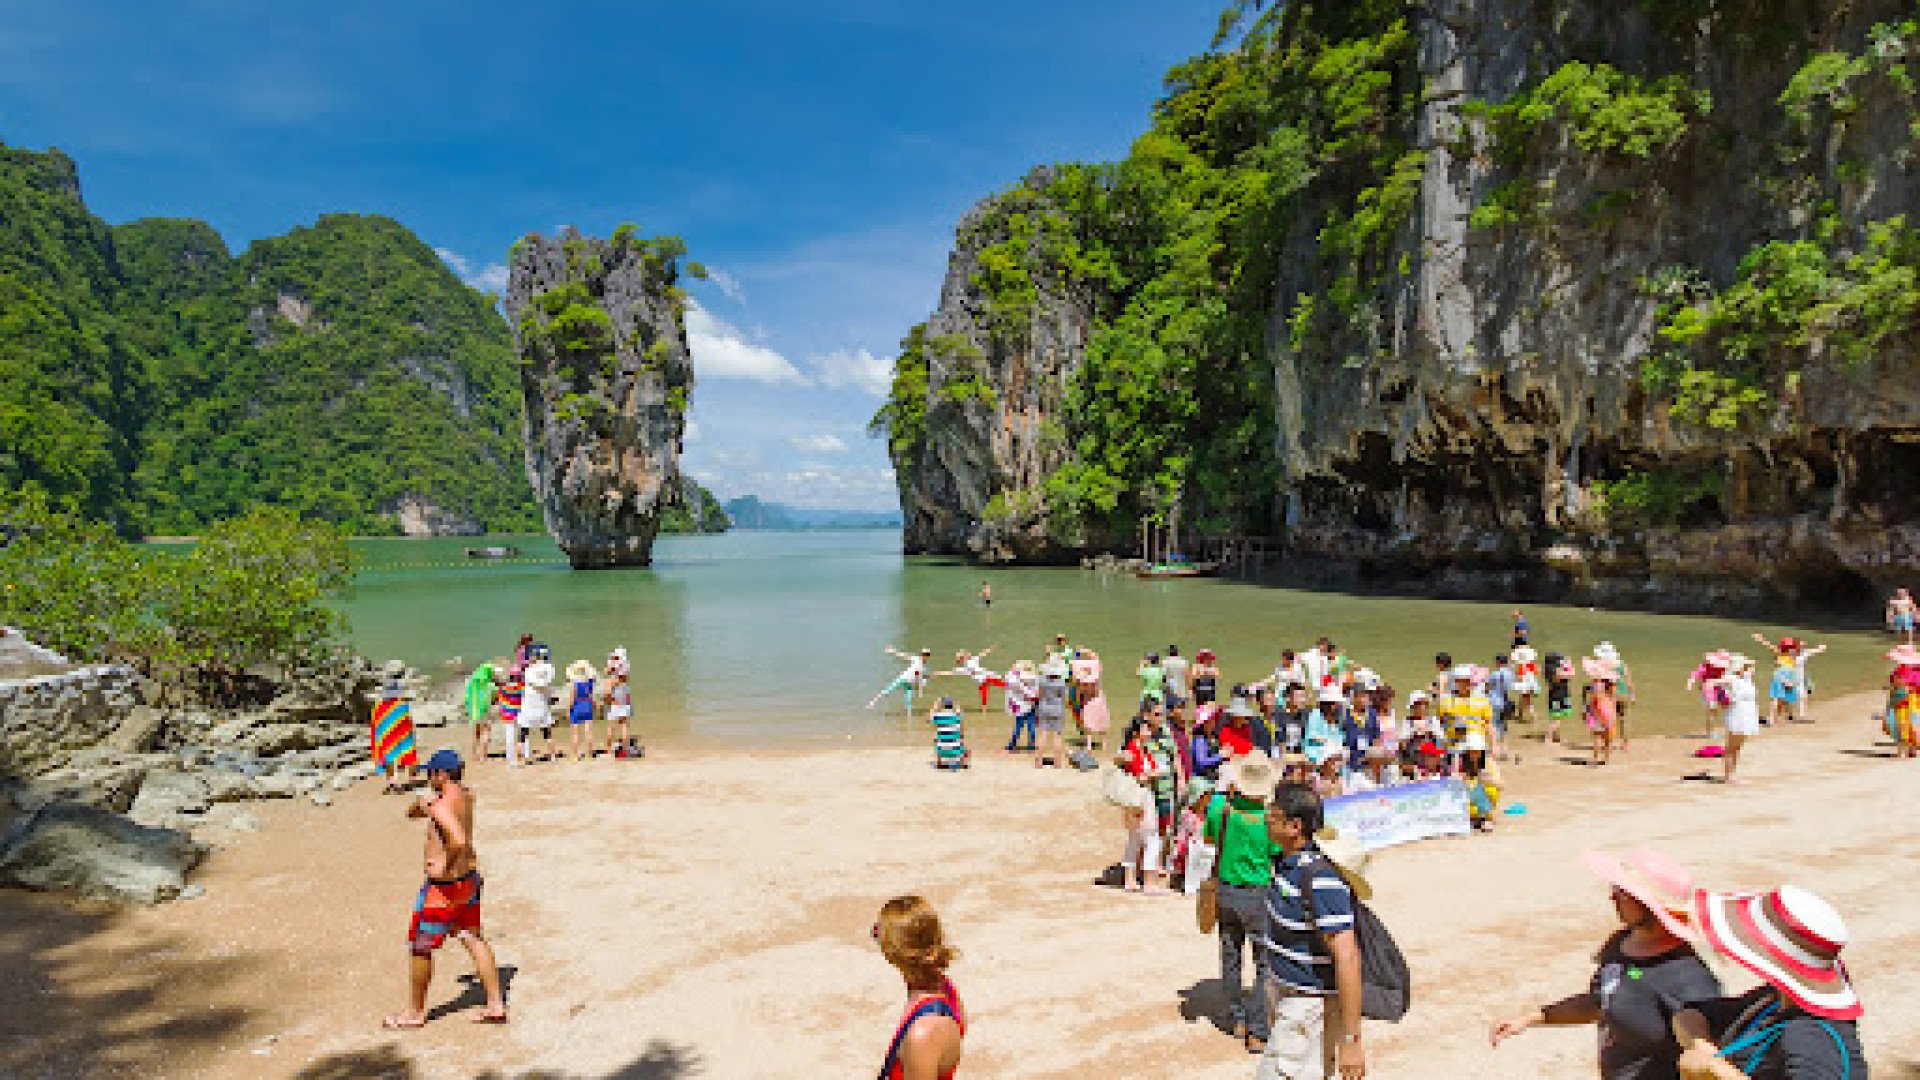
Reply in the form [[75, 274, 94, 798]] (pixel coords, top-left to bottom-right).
[[872, 894, 965, 1080], [1720, 655, 1761, 785], [1672, 886, 1867, 1078], [1490, 850, 1720, 1079], [1034, 656, 1071, 768], [1882, 644, 1920, 758], [563, 658, 598, 762]]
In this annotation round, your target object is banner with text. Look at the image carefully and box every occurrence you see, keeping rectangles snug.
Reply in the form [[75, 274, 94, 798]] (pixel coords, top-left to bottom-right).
[[1325, 779, 1471, 852]]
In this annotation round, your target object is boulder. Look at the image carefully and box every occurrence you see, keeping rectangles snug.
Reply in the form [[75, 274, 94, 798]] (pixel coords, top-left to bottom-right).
[[249, 772, 299, 799], [105, 705, 167, 754], [20, 761, 150, 815], [0, 800, 204, 904], [241, 723, 338, 758], [128, 770, 211, 826]]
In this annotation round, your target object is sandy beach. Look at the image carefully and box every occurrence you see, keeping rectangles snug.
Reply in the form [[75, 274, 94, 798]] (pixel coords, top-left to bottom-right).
[[2, 693, 1917, 1079]]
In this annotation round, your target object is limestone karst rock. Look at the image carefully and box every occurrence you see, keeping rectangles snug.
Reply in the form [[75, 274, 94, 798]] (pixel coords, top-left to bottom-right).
[[506, 229, 695, 569]]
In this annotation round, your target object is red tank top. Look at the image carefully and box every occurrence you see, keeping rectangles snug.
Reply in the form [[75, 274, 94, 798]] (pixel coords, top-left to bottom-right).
[[880, 978, 964, 1080]]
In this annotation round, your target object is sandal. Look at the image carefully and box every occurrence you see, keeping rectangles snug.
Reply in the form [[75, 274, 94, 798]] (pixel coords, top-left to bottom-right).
[[472, 1011, 509, 1025], [383, 1013, 426, 1030]]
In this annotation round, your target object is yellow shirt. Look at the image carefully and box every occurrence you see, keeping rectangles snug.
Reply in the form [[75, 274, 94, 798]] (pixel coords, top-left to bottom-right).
[[1438, 693, 1492, 741]]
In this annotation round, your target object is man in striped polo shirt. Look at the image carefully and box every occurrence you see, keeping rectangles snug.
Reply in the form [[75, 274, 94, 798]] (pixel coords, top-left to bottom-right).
[[1260, 782, 1366, 1079]]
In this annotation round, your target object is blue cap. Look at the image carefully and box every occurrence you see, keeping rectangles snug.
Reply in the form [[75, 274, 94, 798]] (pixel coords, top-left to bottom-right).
[[425, 749, 463, 773]]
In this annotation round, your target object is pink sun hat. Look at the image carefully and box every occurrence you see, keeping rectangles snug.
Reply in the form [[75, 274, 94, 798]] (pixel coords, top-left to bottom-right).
[[1693, 885, 1862, 1021], [1583, 848, 1698, 943], [1583, 656, 1621, 683], [1703, 650, 1733, 669], [1886, 644, 1920, 667]]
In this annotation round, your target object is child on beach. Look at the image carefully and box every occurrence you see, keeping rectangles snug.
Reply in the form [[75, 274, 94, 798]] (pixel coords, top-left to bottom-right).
[[1545, 652, 1574, 744], [1583, 656, 1620, 767], [564, 659, 596, 762], [498, 664, 524, 768], [602, 667, 636, 757], [1687, 651, 1733, 740], [1752, 633, 1826, 725], [1511, 639, 1541, 727], [1885, 645, 1920, 758]]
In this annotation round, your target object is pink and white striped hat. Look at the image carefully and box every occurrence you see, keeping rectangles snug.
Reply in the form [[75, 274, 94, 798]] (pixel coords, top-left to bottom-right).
[[1693, 885, 1861, 1020]]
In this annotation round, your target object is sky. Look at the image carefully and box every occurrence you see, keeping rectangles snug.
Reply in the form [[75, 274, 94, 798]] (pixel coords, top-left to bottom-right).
[[0, 0, 1223, 510]]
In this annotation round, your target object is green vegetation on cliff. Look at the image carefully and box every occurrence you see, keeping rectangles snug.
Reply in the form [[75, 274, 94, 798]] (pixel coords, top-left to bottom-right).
[[0, 142, 540, 536]]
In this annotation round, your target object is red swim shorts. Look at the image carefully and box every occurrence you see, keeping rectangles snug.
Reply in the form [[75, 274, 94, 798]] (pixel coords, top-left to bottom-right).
[[408, 872, 483, 955]]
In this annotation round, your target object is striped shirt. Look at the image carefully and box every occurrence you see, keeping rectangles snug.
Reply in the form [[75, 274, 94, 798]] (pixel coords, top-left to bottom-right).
[[1263, 849, 1354, 994], [932, 710, 966, 764]]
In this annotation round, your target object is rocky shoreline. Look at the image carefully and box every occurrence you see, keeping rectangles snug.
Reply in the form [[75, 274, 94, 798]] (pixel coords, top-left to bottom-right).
[[0, 631, 456, 904]]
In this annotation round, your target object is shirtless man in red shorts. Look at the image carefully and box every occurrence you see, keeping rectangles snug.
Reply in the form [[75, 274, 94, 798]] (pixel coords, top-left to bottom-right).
[[385, 749, 508, 1028]]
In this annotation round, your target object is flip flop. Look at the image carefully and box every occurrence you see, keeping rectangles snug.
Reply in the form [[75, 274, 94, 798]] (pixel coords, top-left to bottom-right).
[[383, 1014, 426, 1030], [472, 1012, 509, 1025]]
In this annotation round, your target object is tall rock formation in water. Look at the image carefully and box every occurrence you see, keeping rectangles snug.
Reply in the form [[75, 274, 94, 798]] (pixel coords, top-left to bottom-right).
[[886, 169, 1091, 562], [881, 0, 1920, 614], [506, 229, 694, 569]]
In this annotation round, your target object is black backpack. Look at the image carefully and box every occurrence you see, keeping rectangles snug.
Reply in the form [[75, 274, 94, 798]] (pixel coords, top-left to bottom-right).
[[1301, 855, 1411, 1022]]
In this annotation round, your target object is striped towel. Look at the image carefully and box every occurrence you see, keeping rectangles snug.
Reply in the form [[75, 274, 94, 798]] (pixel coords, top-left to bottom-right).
[[372, 699, 418, 772]]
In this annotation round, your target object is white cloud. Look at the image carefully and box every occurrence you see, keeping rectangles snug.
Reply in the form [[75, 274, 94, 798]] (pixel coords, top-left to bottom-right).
[[727, 465, 900, 511], [705, 267, 747, 305], [808, 347, 894, 397], [786, 433, 849, 455], [685, 301, 809, 386], [435, 248, 510, 295], [683, 419, 702, 443]]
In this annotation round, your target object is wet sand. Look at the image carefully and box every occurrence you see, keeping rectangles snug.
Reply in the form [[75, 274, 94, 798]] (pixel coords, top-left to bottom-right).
[[2, 695, 1917, 1079]]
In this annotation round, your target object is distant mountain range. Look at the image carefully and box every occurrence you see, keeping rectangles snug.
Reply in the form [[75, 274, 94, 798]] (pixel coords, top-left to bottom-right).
[[720, 496, 901, 531]]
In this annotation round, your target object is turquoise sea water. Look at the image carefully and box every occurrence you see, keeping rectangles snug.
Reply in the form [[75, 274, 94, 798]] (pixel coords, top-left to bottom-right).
[[334, 531, 1894, 743]]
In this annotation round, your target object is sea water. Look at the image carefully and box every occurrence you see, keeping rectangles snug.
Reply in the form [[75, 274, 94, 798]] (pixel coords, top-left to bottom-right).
[[339, 530, 1892, 743]]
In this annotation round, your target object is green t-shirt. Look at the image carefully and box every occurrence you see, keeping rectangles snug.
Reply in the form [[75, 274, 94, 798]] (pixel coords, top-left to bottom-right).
[[1206, 794, 1277, 887], [1140, 664, 1166, 702]]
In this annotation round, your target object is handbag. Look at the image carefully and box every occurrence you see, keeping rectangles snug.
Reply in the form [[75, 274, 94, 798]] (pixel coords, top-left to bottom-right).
[[1100, 764, 1148, 810], [1195, 802, 1226, 933]]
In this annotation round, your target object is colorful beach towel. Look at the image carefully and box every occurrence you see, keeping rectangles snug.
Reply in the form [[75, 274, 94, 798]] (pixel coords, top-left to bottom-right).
[[464, 663, 497, 725], [372, 698, 419, 772]]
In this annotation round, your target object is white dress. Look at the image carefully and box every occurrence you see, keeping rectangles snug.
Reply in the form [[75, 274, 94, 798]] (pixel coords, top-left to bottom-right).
[[521, 661, 556, 728], [1724, 673, 1761, 736]]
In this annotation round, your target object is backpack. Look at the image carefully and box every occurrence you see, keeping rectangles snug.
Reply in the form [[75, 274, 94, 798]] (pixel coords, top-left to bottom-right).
[[1301, 855, 1412, 1023], [1069, 747, 1098, 772]]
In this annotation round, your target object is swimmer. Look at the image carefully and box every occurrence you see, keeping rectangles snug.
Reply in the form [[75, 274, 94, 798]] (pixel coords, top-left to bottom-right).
[[867, 647, 934, 712]]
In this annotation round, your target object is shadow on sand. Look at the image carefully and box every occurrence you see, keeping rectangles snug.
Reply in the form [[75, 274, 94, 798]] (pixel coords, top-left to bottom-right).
[[0, 892, 255, 1078], [293, 1039, 703, 1079]]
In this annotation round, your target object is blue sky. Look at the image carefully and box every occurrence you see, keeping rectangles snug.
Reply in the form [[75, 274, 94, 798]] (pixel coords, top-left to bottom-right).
[[1, 0, 1222, 510]]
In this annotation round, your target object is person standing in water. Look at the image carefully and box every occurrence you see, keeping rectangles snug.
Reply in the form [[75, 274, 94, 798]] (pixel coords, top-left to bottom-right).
[[979, 581, 992, 608], [1511, 609, 1530, 649], [868, 647, 933, 713], [1163, 645, 1191, 719], [1138, 652, 1167, 709], [384, 750, 507, 1029], [1888, 586, 1917, 646]]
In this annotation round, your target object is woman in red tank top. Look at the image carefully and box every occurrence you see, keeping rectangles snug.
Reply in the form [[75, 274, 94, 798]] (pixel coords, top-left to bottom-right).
[[874, 895, 965, 1080]]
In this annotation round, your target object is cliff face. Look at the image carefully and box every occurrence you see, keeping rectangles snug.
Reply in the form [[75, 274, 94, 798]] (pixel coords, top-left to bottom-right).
[[506, 229, 693, 569], [891, 170, 1092, 562], [1267, 0, 1920, 612], [1, 141, 540, 536], [887, 0, 1920, 615]]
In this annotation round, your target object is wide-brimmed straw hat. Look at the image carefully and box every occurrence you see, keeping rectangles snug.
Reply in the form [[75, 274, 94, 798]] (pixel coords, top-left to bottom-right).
[[1224, 753, 1279, 801], [1694, 885, 1862, 1020], [1594, 641, 1621, 664], [1728, 653, 1756, 675], [1196, 648, 1217, 664], [1354, 668, 1381, 692], [1314, 827, 1373, 902], [1450, 663, 1478, 685], [1703, 649, 1732, 669], [1041, 657, 1069, 679], [1013, 659, 1037, 677], [382, 658, 408, 678], [1583, 656, 1621, 682], [1224, 695, 1258, 719], [1886, 644, 1920, 667], [566, 658, 595, 681], [1584, 848, 1697, 943], [1317, 682, 1347, 704]]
